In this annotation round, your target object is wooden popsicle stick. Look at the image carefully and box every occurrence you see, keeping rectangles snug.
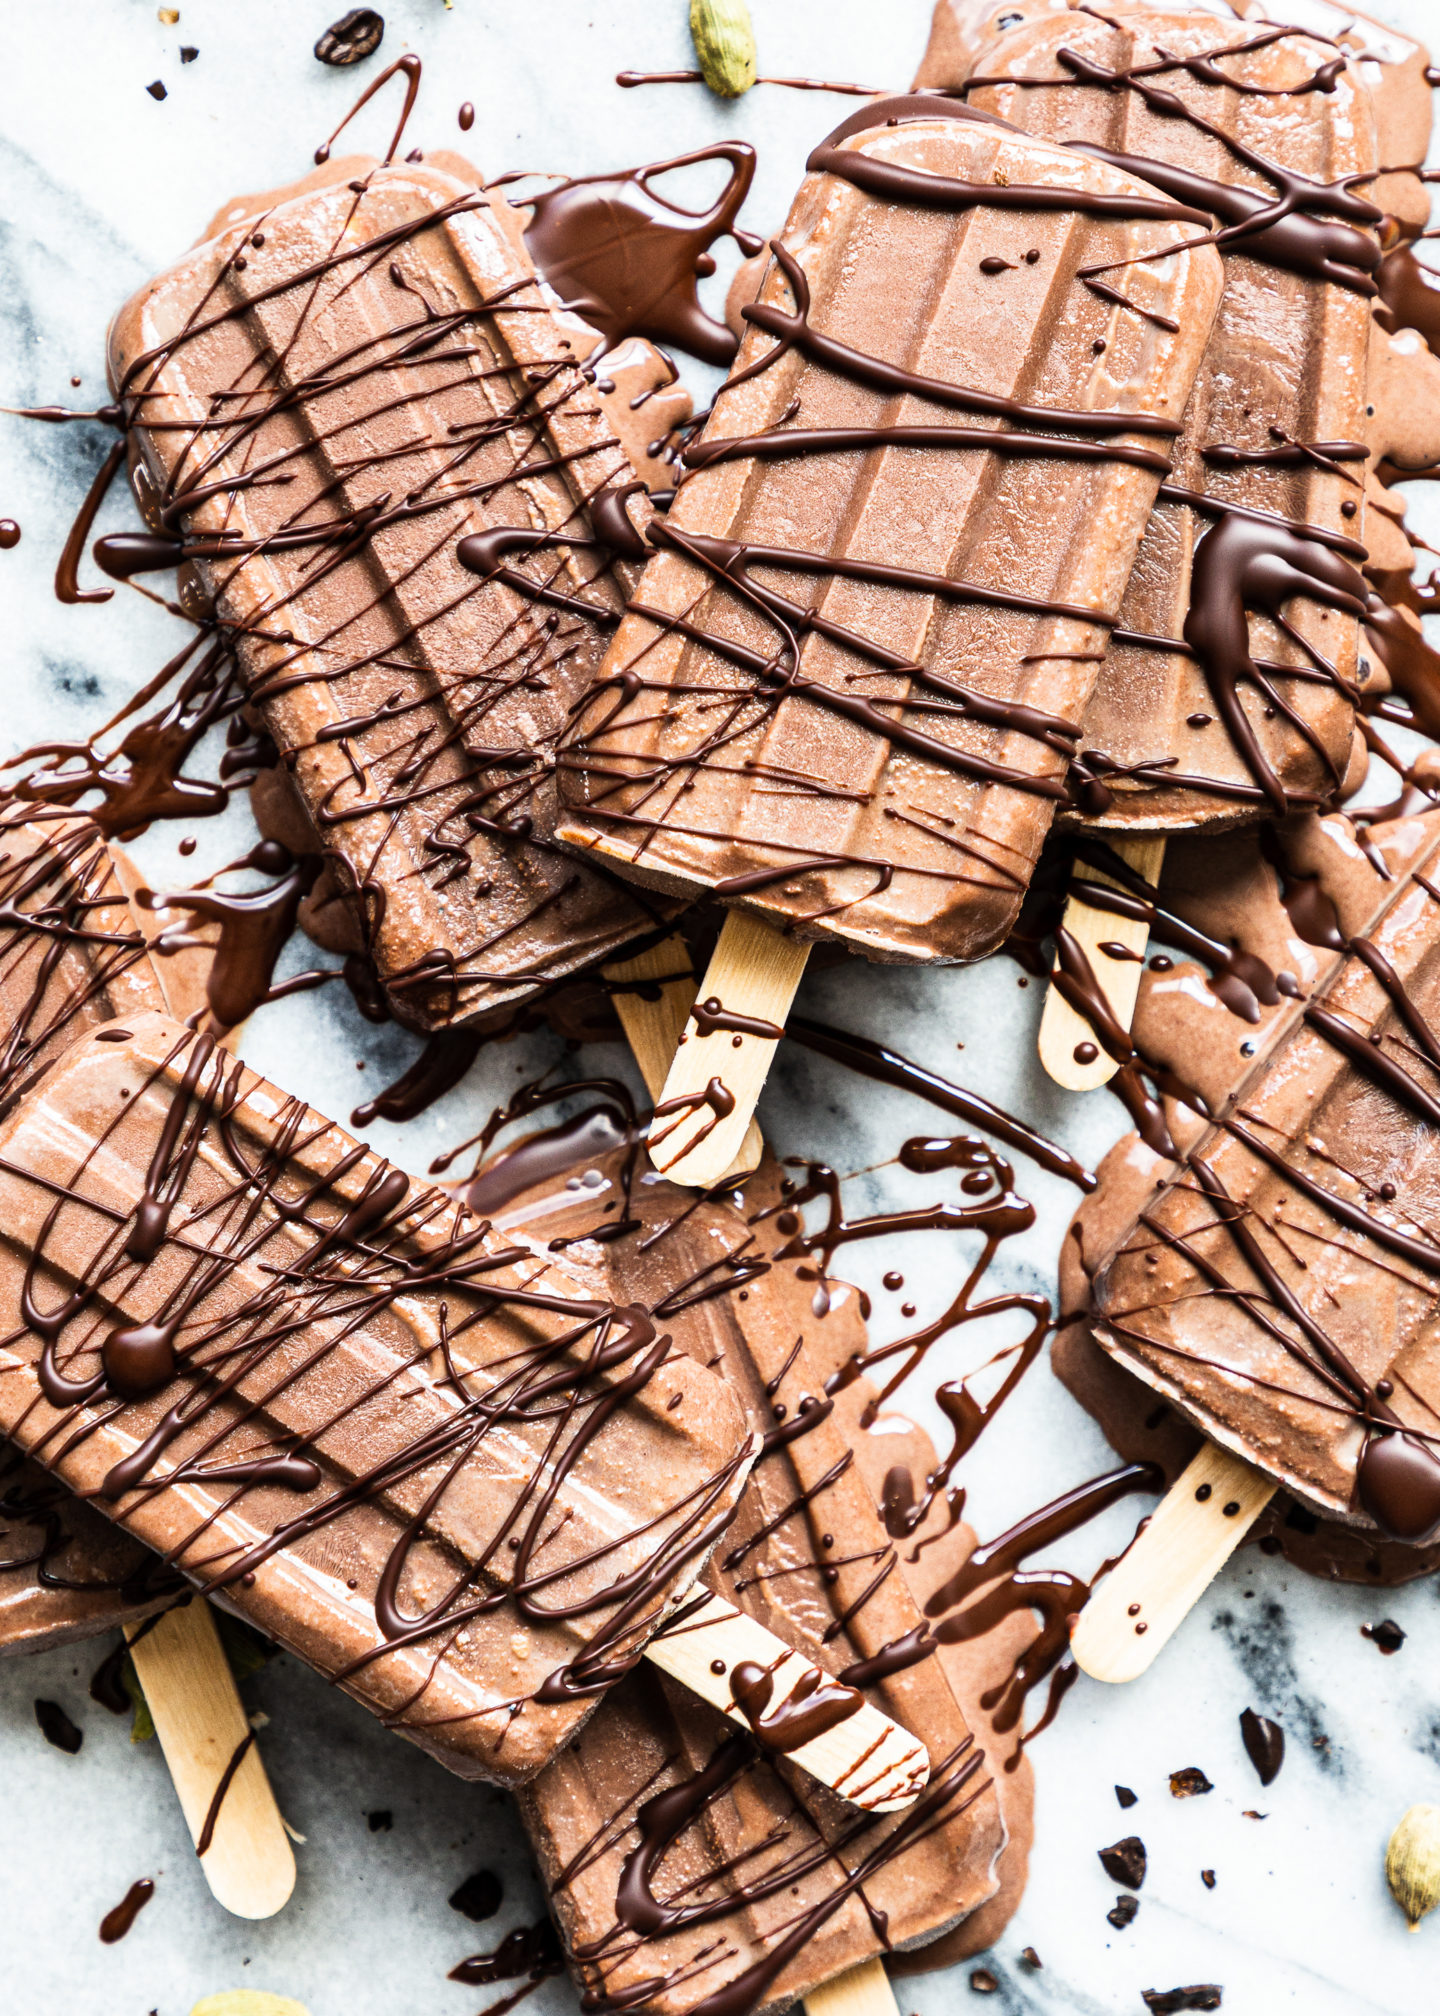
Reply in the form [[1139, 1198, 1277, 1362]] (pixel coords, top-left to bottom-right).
[[1069, 1441, 1276, 1683], [647, 911, 810, 1188], [602, 933, 763, 1178], [1038, 835, 1167, 1091], [645, 1590, 929, 1813], [804, 1957, 900, 2016], [125, 1598, 296, 1918]]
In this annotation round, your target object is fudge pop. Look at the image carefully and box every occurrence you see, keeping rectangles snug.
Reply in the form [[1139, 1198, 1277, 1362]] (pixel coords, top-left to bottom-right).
[[0, 807, 213, 1652], [0, 806, 212, 1113], [1091, 837, 1440, 1545], [508, 1156, 1015, 2014], [0, 1012, 756, 1784], [967, 10, 1380, 829], [108, 150, 681, 1035], [557, 96, 1222, 959], [1049, 803, 1440, 1583], [0, 1445, 171, 1655]]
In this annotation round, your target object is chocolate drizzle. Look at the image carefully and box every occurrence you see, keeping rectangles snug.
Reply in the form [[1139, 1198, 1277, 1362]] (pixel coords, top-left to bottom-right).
[[523, 145, 760, 368], [1088, 846, 1440, 1541], [0, 1015, 757, 1777], [555, 89, 1214, 957], [966, 16, 1384, 818]]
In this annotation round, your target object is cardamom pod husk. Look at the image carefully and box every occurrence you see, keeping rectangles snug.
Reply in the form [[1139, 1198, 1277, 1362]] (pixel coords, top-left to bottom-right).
[[689, 0, 757, 99], [1386, 1803, 1440, 1930], [190, 1996, 310, 2016]]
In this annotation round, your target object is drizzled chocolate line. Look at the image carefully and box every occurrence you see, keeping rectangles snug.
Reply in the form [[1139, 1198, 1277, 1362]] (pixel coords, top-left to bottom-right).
[[97, 73, 756, 1027], [0, 1020, 756, 1770], [968, 19, 1381, 816], [1071, 835, 1440, 1537], [737, 240, 1182, 441]]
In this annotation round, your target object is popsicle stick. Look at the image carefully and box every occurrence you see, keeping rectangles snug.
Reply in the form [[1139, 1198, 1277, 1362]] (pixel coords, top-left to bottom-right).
[[646, 1590, 929, 1813], [647, 912, 809, 1188], [1070, 1441, 1276, 1683], [1038, 835, 1167, 1091], [804, 1957, 900, 2016], [125, 1598, 296, 1918], [602, 933, 764, 1177]]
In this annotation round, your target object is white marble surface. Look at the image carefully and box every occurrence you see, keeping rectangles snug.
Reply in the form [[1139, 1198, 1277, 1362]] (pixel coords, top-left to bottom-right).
[[2, 3, 1439, 2010]]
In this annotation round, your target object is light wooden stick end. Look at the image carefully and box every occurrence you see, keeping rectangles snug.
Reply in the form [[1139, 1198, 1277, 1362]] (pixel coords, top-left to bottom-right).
[[648, 911, 809, 1189], [803, 1956, 900, 2016], [645, 1593, 929, 1812], [1070, 1442, 1276, 1683], [1038, 836, 1166, 1091], [126, 1599, 296, 1918]]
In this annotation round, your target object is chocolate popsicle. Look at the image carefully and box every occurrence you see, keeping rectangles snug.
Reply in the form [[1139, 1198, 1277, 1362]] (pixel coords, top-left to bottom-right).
[[967, 12, 1380, 829], [0, 806, 212, 1113], [0, 1012, 756, 1783], [1055, 1134, 1440, 1588], [0, 807, 214, 1650], [557, 96, 1221, 960], [509, 1159, 1012, 2015], [1091, 840, 1440, 1545], [108, 153, 678, 1036]]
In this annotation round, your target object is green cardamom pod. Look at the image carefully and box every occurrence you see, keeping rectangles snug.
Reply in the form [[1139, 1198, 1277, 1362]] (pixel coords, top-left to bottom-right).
[[689, 0, 757, 100], [1386, 1804, 1440, 1930]]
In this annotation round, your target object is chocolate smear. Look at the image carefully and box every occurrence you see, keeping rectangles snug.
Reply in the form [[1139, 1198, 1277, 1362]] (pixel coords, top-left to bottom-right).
[[99, 1877, 154, 1943]]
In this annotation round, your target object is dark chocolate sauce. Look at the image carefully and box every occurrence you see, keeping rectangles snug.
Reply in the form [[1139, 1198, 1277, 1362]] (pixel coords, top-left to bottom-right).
[[523, 144, 758, 367], [98, 1877, 155, 1943]]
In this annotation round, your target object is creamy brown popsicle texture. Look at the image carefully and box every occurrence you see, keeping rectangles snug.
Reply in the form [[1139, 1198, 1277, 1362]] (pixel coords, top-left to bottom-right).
[[965, 13, 1379, 829], [0, 808, 217, 1649], [1054, 1133, 1440, 1588], [0, 807, 212, 1114], [0, 1013, 755, 1783], [557, 98, 1221, 962], [1048, 800, 1440, 1584], [917, 0, 1434, 238], [109, 154, 677, 1035], [0, 1447, 172, 1654], [509, 1158, 1017, 2015], [1117, 804, 1440, 1126], [1090, 836, 1440, 1544]]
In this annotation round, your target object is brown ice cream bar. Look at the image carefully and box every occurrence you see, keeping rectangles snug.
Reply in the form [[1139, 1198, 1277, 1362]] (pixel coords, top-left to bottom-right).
[[1091, 834, 1440, 1545], [0, 806, 212, 1116], [919, 0, 1433, 231], [557, 96, 1221, 963], [512, 1161, 1008, 2013], [1112, 804, 1440, 1126], [0, 1446, 172, 1654], [0, 1012, 754, 1782], [966, 13, 1379, 829], [0, 809, 209, 1652], [109, 154, 679, 1035], [1054, 1133, 1440, 1589]]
